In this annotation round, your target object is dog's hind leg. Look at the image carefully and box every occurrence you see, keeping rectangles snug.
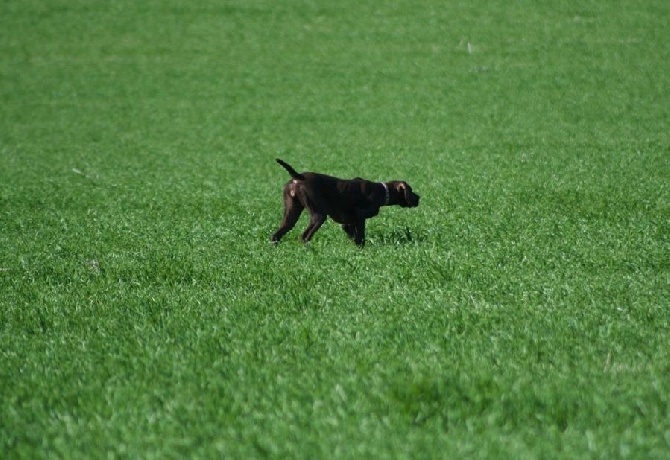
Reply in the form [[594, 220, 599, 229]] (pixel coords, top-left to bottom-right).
[[301, 212, 327, 243], [271, 184, 304, 243]]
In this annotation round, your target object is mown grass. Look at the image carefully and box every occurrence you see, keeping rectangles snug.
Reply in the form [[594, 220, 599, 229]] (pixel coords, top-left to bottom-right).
[[2, 0, 669, 458]]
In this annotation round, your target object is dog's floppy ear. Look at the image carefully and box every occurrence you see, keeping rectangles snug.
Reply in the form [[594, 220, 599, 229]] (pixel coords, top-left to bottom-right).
[[398, 182, 411, 203]]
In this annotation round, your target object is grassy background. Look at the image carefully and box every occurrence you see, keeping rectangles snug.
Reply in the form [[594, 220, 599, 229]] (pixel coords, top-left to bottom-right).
[[1, 0, 669, 457]]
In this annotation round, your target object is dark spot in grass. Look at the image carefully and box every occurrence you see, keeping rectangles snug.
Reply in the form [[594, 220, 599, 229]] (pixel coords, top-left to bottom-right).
[[372, 226, 427, 246]]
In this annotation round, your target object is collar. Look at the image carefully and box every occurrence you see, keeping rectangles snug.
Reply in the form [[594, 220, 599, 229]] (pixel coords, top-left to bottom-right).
[[380, 182, 390, 206]]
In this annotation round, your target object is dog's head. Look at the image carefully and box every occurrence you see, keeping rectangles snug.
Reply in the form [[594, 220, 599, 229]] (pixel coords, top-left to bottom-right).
[[392, 181, 420, 208]]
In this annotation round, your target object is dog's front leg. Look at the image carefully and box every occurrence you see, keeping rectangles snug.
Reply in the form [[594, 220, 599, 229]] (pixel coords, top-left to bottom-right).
[[342, 224, 356, 240], [353, 218, 366, 247]]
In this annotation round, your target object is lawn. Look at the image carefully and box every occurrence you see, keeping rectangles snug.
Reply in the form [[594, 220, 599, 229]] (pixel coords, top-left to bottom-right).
[[1, 0, 669, 458]]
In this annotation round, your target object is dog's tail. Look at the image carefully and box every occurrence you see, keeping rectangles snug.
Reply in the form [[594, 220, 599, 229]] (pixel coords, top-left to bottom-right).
[[276, 158, 305, 180]]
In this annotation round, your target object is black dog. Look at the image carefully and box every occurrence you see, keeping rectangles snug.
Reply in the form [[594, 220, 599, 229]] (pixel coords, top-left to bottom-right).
[[271, 159, 420, 246]]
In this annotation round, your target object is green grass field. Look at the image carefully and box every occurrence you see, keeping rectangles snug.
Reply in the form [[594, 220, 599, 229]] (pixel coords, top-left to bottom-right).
[[2, 0, 669, 457]]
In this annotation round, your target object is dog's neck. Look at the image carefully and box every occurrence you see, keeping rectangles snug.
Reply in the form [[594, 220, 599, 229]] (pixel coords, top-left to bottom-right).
[[380, 182, 390, 206]]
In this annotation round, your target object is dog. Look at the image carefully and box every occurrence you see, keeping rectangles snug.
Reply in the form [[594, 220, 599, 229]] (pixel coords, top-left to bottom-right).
[[271, 159, 420, 246]]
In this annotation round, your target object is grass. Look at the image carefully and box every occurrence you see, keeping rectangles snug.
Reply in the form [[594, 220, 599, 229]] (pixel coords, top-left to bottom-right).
[[1, 0, 669, 458]]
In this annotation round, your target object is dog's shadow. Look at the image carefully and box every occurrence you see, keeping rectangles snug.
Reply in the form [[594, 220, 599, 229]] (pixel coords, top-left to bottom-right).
[[370, 226, 427, 246]]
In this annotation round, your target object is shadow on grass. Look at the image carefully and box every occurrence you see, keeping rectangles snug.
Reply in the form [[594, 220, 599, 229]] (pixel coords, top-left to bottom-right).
[[370, 227, 429, 246]]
